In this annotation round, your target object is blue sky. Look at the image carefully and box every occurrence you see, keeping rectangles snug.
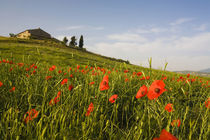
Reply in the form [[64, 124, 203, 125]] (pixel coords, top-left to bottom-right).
[[1, 0, 210, 71]]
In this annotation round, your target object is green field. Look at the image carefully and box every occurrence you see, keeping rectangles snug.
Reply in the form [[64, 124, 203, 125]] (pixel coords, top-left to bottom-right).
[[0, 37, 209, 139]]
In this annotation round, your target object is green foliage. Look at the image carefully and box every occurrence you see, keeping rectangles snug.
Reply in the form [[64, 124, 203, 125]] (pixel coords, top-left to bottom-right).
[[9, 33, 15, 37], [69, 36, 77, 47], [79, 35, 84, 48], [62, 37, 68, 46]]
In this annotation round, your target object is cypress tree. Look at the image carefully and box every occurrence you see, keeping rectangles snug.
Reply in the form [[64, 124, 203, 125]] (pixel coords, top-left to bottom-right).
[[79, 35, 84, 48]]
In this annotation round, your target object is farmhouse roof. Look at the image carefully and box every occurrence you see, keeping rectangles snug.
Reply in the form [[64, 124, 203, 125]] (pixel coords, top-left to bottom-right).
[[17, 28, 51, 37]]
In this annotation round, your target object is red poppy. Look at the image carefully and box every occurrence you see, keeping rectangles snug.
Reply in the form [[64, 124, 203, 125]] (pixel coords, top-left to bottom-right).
[[49, 92, 61, 105], [69, 85, 74, 91], [25, 68, 30, 71], [89, 82, 95, 85], [49, 65, 56, 71], [205, 98, 210, 108], [100, 75, 110, 91], [70, 74, 73, 78], [171, 119, 181, 127], [140, 77, 145, 80], [34, 66, 37, 69], [136, 85, 147, 99], [147, 80, 166, 100], [165, 103, 173, 112], [85, 102, 94, 116], [46, 76, 52, 80], [58, 70, 62, 74], [146, 76, 150, 80], [124, 70, 129, 73], [18, 63, 24, 67], [77, 65, 80, 69], [61, 78, 68, 85], [9, 87, 15, 92], [109, 94, 118, 103], [137, 72, 142, 76], [187, 73, 190, 78], [23, 109, 39, 124], [153, 129, 178, 140], [125, 78, 129, 82], [0, 81, 3, 87]]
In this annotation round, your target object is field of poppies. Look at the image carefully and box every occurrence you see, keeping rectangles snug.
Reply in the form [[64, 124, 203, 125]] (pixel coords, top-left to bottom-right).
[[0, 57, 209, 140], [0, 37, 210, 139]]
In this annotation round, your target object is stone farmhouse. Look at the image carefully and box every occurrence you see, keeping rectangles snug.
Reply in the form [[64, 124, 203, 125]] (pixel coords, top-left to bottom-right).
[[16, 28, 51, 39]]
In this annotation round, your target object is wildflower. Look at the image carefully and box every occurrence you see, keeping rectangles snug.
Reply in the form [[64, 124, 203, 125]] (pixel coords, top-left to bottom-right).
[[124, 70, 129, 73], [125, 78, 129, 82], [165, 103, 173, 112], [46, 76, 52, 80], [61, 78, 68, 85], [140, 77, 145, 80], [89, 82, 95, 85], [137, 72, 142, 76], [85, 102, 94, 116], [34, 66, 37, 69], [153, 129, 178, 140], [136, 85, 147, 99], [0, 81, 3, 87], [146, 76, 150, 80], [23, 109, 39, 124], [109, 94, 118, 103], [49, 91, 61, 105], [68, 85, 74, 91], [70, 74, 73, 78], [147, 80, 166, 100], [49, 96, 60, 105], [171, 119, 181, 127], [9, 87, 15, 92], [49, 65, 56, 71], [77, 65, 80, 69], [205, 98, 210, 108], [18, 63, 24, 67], [58, 70, 62, 74], [100, 75, 110, 91], [187, 73, 190, 78]]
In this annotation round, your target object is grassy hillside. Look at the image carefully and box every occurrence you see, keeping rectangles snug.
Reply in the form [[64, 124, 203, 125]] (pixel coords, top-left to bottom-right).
[[0, 37, 209, 139], [0, 36, 130, 68]]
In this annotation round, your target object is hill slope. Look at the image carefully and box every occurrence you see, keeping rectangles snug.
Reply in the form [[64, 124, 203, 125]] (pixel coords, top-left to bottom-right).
[[0, 36, 130, 68], [0, 36, 210, 139]]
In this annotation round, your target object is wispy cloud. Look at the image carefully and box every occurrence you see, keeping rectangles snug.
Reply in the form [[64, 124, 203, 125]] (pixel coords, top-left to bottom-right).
[[170, 18, 195, 26], [57, 25, 104, 31], [136, 27, 168, 34], [89, 31, 210, 71], [194, 24, 207, 31], [107, 33, 147, 42]]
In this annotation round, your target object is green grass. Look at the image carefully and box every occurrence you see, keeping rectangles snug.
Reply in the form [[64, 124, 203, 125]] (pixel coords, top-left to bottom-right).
[[0, 37, 209, 139]]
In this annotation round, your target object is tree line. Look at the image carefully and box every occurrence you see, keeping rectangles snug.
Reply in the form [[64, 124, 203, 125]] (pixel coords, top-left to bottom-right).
[[62, 35, 84, 49]]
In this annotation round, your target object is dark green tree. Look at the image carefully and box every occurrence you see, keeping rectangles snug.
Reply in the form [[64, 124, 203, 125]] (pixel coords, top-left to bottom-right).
[[62, 37, 68, 45], [79, 35, 84, 48], [69, 36, 77, 47], [9, 33, 15, 37]]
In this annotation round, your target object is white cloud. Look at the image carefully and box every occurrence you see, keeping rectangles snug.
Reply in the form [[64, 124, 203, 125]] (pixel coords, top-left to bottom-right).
[[194, 24, 207, 31], [136, 27, 168, 34], [170, 18, 195, 26], [89, 31, 210, 71], [107, 33, 147, 42]]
